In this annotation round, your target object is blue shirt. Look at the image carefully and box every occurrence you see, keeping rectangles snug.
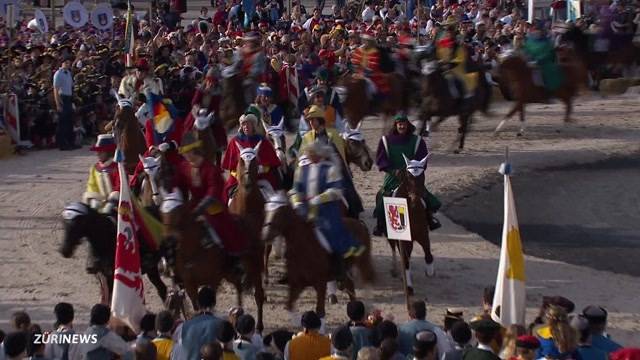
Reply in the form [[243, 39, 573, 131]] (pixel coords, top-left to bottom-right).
[[53, 68, 73, 96], [577, 345, 608, 360], [179, 313, 223, 360], [591, 334, 622, 353]]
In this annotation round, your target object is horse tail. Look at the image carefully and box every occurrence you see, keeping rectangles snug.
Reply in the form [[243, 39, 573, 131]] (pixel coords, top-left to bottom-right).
[[348, 219, 376, 284]]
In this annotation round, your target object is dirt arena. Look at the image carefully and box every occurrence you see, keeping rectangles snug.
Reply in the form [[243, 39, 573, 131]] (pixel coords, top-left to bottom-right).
[[1, 94, 638, 345]]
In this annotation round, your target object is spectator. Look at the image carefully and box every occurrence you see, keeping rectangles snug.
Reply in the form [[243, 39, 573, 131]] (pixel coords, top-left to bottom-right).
[[482, 286, 495, 315], [379, 339, 402, 360], [510, 336, 540, 360], [138, 313, 157, 341], [284, 311, 330, 360], [442, 322, 472, 360], [535, 305, 578, 360], [4, 332, 28, 360], [397, 301, 451, 357], [152, 311, 175, 360], [263, 330, 294, 360], [79, 304, 132, 360], [571, 315, 608, 360], [11, 312, 31, 332], [233, 315, 261, 360], [463, 319, 502, 360], [320, 326, 353, 360], [133, 339, 157, 360], [44, 303, 79, 360], [499, 325, 526, 359], [412, 330, 438, 360], [356, 347, 381, 360], [200, 343, 223, 360], [346, 301, 374, 359], [582, 306, 623, 353], [176, 286, 224, 360], [217, 321, 240, 360]]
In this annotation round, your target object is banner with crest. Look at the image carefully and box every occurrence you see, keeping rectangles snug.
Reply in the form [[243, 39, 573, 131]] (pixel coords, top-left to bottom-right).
[[383, 197, 412, 241]]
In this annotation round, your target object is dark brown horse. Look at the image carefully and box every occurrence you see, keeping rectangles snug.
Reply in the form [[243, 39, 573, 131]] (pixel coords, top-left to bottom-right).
[[191, 109, 220, 165], [387, 155, 434, 296], [340, 73, 406, 129], [227, 142, 266, 332], [494, 53, 584, 136], [220, 68, 246, 130], [60, 202, 167, 304], [417, 59, 491, 153], [262, 193, 375, 318], [112, 97, 146, 174], [160, 189, 244, 314]]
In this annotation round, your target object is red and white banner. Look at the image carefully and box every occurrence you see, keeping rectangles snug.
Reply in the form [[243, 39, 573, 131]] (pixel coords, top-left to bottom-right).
[[1, 93, 20, 144], [279, 64, 299, 109], [111, 159, 146, 332]]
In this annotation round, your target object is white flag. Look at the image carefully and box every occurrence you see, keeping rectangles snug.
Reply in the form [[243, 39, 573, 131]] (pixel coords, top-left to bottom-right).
[[491, 172, 526, 326], [111, 159, 146, 332]]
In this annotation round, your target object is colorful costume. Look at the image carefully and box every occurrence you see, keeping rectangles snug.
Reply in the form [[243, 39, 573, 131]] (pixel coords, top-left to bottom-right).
[[291, 154, 360, 258], [83, 135, 121, 214], [174, 157, 248, 255], [186, 80, 228, 153], [246, 85, 285, 132], [220, 131, 281, 203], [351, 45, 390, 96], [435, 28, 479, 98], [374, 118, 441, 233], [522, 35, 563, 92]]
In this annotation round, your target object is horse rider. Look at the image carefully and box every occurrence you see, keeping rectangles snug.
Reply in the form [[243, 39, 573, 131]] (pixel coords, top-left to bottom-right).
[[173, 132, 249, 260], [233, 32, 267, 104], [246, 83, 285, 132], [220, 113, 282, 204], [435, 16, 479, 101], [83, 134, 120, 215], [118, 58, 164, 101], [297, 67, 346, 132], [290, 142, 366, 278], [522, 20, 563, 93], [350, 30, 392, 101], [373, 115, 442, 236], [293, 105, 364, 219]]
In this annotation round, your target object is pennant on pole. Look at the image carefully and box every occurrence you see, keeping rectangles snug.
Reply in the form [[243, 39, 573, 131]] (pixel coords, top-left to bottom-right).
[[491, 158, 526, 326], [123, 0, 135, 67], [111, 149, 146, 332]]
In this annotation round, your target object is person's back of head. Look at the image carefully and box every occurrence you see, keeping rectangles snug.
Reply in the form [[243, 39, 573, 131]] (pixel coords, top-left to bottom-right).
[[197, 286, 216, 310], [332, 326, 354, 354], [357, 347, 381, 360], [450, 321, 472, 347], [134, 338, 157, 360], [375, 320, 398, 346], [413, 330, 438, 360], [90, 304, 111, 326], [483, 286, 495, 311], [29, 332, 46, 357], [139, 313, 157, 335], [200, 342, 222, 360], [347, 300, 366, 323], [301, 311, 322, 332], [11, 311, 31, 332], [54, 302, 75, 328], [217, 320, 236, 346], [156, 310, 175, 335], [263, 329, 294, 356], [410, 300, 427, 320], [235, 314, 256, 338], [379, 338, 399, 360], [4, 332, 28, 360]]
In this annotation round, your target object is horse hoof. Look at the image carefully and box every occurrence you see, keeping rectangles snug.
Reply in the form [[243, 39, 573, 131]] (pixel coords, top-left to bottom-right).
[[328, 294, 338, 305], [407, 287, 414, 296], [425, 262, 436, 277], [516, 132, 524, 137], [390, 268, 399, 278], [453, 148, 462, 154]]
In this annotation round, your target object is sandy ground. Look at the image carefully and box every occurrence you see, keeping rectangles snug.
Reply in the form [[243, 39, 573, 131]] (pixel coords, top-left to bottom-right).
[[1, 94, 639, 345]]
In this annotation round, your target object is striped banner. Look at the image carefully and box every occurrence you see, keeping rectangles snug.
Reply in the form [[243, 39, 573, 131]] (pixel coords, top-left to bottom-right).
[[281, 63, 299, 110]]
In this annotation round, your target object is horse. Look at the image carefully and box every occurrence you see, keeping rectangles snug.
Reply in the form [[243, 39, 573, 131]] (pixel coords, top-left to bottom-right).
[[262, 193, 375, 317], [386, 155, 434, 296], [188, 109, 222, 166], [59, 202, 167, 304], [220, 67, 247, 130], [340, 72, 406, 130], [416, 58, 491, 153], [226, 142, 267, 332], [263, 117, 293, 190], [342, 121, 374, 172], [160, 189, 245, 315], [112, 96, 146, 175], [494, 53, 584, 136]]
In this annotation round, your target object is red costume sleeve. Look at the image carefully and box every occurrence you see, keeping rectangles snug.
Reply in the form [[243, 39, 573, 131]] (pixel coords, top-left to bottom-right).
[[257, 140, 282, 168], [221, 137, 239, 171], [201, 162, 225, 201], [191, 87, 204, 106]]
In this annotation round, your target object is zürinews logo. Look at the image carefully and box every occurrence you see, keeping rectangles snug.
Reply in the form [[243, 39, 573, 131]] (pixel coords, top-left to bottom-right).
[[33, 333, 98, 345]]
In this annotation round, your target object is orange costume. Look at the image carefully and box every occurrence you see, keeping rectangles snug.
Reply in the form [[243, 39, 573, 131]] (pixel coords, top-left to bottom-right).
[[351, 38, 390, 95]]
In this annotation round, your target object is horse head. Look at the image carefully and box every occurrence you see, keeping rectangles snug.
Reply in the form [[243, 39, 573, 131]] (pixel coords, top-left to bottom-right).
[[159, 187, 187, 244], [194, 108, 215, 131], [402, 153, 429, 197], [235, 141, 261, 189], [343, 121, 373, 171], [262, 191, 292, 244], [264, 117, 287, 169], [59, 202, 94, 258], [140, 154, 162, 206], [113, 92, 136, 135]]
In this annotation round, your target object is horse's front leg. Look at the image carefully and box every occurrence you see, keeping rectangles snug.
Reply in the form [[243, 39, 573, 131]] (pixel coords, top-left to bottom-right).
[[254, 281, 266, 334], [415, 234, 435, 277], [314, 282, 327, 329], [388, 239, 399, 278], [263, 244, 272, 285], [146, 265, 168, 301]]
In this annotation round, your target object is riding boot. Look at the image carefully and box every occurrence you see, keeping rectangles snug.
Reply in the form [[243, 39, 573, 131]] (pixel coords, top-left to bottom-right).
[[201, 220, 223, 250], [427, 209, 442, 231]]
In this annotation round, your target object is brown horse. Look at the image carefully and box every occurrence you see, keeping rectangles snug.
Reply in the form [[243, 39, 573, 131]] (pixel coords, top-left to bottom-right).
[[387, 155, 434, 296], [340, 73, 406, 129], [220, 68, 246, 130], [417, 59, 491, 153], [262, 193, 375, 318], [494, 53, 584, 136], [191, 109, 220, 165], [342, 121, 374, 172], [160, 189, 244, 315], [112, 97, 146, 174], [227, 142, 266, 332]]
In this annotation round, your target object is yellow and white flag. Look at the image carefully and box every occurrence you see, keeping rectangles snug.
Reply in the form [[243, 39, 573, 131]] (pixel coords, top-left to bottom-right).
[[491, 168, 526, 326]]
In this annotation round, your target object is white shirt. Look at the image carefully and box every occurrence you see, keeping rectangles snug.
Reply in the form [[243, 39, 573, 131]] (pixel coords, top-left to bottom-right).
[[362, 7, 375, 23]]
